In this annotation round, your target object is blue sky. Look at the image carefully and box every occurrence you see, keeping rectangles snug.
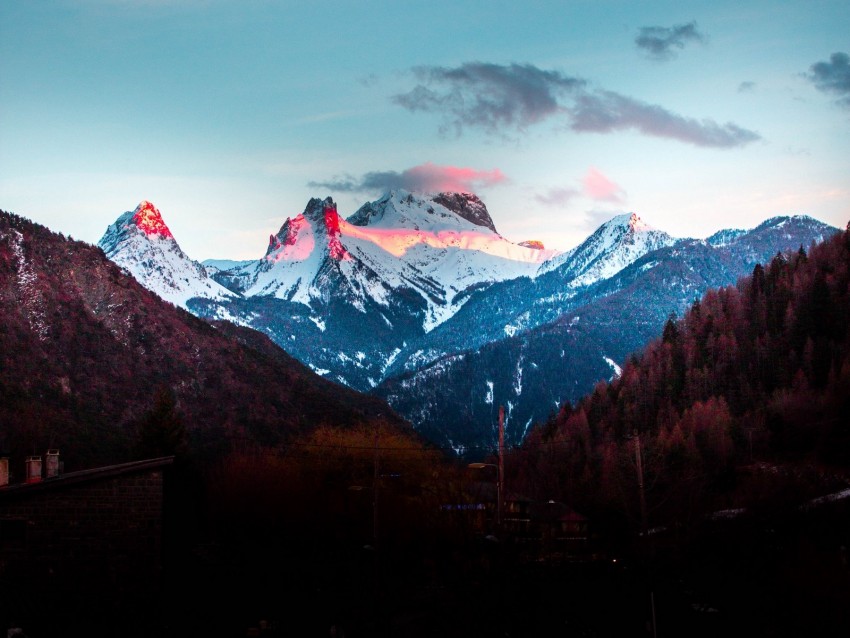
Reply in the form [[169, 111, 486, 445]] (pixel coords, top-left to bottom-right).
[[1, 0, 848, 260]]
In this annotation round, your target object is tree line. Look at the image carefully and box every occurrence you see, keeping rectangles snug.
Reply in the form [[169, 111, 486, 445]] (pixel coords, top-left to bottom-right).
[[510, 222, 850, 537]]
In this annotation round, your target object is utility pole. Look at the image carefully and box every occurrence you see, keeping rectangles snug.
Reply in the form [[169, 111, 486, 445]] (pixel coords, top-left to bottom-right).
[[634, 430, 648, 540], [497, 405, 504, 531], [634, 430, 657, 638], [373, 425, 380, 547], [372, 424, 382, 636]]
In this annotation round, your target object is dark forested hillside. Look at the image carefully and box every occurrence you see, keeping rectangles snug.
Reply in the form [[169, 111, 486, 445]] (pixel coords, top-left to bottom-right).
[[503, 224, 850, 636], [514, 222, 850, 527], [0, 210, 404, 472]]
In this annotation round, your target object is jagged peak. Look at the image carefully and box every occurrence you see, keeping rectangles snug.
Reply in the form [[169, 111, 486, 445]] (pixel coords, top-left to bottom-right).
[[538, 211, 672, 276], [268, 197, 336, 251], [347, 190, 497, 233], [96, 201, 237, 307], [601, 212, 654, 234], [302, 196, 337, 221], [430, 191, 496, 232], [131, 201, 173, 239], [99, 201, 177, 255], [265, 196, 347, 261]]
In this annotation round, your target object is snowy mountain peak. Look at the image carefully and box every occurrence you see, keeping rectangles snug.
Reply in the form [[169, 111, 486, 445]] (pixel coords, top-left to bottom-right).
[[98, 203, 237, 307], [628, 212, 648, 231], [99, 203, 172, 256], [215, 191, 559, 335], [302, 196, 335, 222], [430, 192, 496, 232], [603, 212, 653, 234], [131, 200, 173, 238], [264, 196, 347, 262], [347, 190, 499, 234], [540, 212, 676, 285]]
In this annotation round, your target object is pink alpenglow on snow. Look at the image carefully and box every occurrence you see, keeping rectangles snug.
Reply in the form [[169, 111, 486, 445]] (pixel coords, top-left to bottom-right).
[[132, 201, 173, 239], [266, 202, 351, 263], [267, 216, 316, 262], [340, 220, 547, 261], [324, 203, 351, 261]]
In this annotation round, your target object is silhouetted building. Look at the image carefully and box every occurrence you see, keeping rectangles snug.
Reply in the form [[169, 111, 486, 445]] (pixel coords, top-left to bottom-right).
[[0, 456, 174, 636]]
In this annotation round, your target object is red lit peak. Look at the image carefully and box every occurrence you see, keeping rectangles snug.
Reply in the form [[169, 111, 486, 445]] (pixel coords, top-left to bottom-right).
[[132, 201, 173, 238], [324, 203, 341, 235], [323, 203, 350, 261]]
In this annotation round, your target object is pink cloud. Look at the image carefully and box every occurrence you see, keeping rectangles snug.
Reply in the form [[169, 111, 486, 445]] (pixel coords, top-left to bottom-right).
[[583, 167, 626, 202], [310, 162, 507, 194], [402, 162, 507, 192]]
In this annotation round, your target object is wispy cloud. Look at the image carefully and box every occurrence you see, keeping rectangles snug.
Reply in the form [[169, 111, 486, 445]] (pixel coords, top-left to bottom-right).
[[309, 162, 507, 194], [392, 62, 760, 148], [536, 168, 626, 208], [635, 21, 705, 61], [583, 168, 626, 203], [392, 63, 584, 136], [805, 52, 850, 108], [569, 90, 761, 148], [534, 186, 581, 207]]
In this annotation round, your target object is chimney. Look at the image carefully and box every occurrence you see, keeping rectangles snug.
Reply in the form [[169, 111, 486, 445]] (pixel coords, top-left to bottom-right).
[[46, 449, 60, 478], [25, 456, 42, 483], [0, 457, 8, 487]]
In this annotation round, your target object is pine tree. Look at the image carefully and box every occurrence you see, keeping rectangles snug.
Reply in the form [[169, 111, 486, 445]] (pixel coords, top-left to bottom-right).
[[135, 386, 187, 459]]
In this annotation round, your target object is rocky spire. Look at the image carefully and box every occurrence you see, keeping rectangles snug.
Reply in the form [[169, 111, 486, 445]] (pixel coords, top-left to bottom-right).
[[131, 201, 173, 238]]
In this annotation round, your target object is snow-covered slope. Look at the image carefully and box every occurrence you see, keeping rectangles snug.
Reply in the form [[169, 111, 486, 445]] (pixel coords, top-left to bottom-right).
[[221, 191, 558, 331], [706, 227, 747, 247], [98, 201, 237, 307], [202, 258, 253, 274], [377, 214, 840, 451], [541, 213, 675, 287]]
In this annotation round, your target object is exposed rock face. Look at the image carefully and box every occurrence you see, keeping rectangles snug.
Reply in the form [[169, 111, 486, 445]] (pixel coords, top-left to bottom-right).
[[519, 240, 545, 250], [431, 192, 497, 232]]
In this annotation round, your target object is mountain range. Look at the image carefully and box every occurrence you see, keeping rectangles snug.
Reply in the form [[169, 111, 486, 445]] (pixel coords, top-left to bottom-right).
[[0, 208, 403, 470], [98, 194, 838, 453]]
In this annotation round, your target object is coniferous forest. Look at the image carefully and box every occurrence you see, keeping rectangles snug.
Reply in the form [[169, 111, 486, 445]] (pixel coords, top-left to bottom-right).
[[505, 222, 850, 636], [516, 221, 850, 516]]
